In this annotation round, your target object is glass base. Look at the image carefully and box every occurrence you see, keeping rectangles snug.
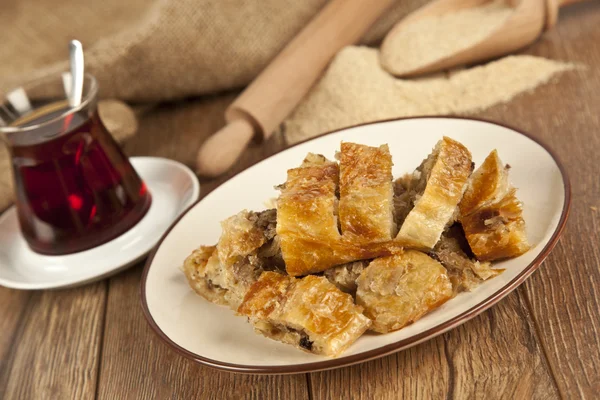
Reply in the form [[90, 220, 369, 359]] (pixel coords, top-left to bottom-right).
[[24, 194, 152, 256]]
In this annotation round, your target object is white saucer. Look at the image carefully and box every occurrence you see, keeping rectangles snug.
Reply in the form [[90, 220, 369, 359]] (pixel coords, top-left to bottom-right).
[[0, 157, 200, 290]]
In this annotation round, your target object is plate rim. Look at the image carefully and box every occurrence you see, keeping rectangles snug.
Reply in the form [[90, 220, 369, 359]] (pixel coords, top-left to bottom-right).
[[0, 156, 200, 290], [140, 116, 571, 374]]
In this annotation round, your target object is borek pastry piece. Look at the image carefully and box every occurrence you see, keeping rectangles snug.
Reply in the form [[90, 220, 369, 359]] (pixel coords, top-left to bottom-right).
[[338, 143, 395, 242], [276, 154, 343, 276], [277, 152, 402, 276], [238, 272, 371, 356], [356, 250, 453, 333], [459, 150, 530, 261], [396, 137, 472, 249], [182, 245, 228, 306], [183, 209, 282, 309]]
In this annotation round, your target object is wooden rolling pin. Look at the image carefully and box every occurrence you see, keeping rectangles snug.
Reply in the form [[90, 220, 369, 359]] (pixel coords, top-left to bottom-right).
[[196, 0, 396, 177]]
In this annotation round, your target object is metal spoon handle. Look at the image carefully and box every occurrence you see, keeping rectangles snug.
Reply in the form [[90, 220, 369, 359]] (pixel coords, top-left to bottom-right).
[[68, 40, 84, 108]]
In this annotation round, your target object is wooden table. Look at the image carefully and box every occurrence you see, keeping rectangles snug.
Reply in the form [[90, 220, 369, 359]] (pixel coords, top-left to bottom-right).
[[1, 2, 599, 398]]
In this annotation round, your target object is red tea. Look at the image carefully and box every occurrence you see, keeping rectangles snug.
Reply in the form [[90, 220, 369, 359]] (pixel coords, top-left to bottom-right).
[[7, 102, 151, 255]]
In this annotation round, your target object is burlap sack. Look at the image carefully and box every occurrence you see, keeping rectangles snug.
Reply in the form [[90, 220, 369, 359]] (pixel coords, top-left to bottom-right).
[[0, 0, 429, 211], [0, 0, 428, 101]]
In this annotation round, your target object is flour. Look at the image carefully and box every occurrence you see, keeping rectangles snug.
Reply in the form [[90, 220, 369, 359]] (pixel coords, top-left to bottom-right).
[[284, 47, 575, 144], [381, 1, 514, 76]]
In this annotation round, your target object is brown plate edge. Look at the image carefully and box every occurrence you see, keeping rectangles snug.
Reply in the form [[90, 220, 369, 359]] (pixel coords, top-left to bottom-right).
[[139, 115, 572, 375]]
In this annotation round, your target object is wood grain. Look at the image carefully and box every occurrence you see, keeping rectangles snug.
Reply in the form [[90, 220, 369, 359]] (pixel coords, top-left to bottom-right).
[[1, 283, 106, 400], [443, 291, 557, 399], [0, 288, 30, 398], [96, 264, 308, 400], [311, 336, 450, 399], [467, 2, 600, 397], [310, 291, 558, 400]]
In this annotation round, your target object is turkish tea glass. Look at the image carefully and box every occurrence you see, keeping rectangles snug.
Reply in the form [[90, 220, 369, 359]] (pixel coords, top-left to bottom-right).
[[0, 73, 151, 255]]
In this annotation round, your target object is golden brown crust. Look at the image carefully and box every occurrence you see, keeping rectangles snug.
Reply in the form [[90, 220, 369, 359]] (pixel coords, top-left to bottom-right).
[[459, 150, 508, 213], [238, 272, 371, 356], [276, 154, 342, 276], [237, 271, 293, 318], [278, 152, 405, 276], [356, 250, 453, 333], [217, 210, 267, 267], [461, 189, 530, 261], [396, 137, 473, 249], [339, 142, 395, 242], [288, 239, 405, 277], [459, 150, 530, 261]]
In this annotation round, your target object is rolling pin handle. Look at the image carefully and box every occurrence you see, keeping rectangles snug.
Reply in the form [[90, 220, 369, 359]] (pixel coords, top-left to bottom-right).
[[196, 118, 255, 177]]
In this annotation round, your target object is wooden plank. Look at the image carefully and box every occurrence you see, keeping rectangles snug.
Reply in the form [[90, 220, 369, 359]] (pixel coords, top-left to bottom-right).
[[444, 291, 558, 398], [310, 291, 558, 399], [96, 264, 308, 400], [0, 288, 31, 398], [310, 337, 449, 399], [469, 2, 600, 397], [1, 283, 106, 400]]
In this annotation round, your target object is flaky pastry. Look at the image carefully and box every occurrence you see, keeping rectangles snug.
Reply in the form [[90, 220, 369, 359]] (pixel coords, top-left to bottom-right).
[[339, 142, 395, 242], [182, 209, 282, 309], [395, 137, 473, 249], [356, 250, 453, 333], [459, 150, 530, 261], [182, 245, 229, 306], [277, 152, 402, 276], [238, 271, 371, 356]]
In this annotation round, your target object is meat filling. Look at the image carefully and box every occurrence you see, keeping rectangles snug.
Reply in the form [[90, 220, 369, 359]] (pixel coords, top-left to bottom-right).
[[256, 321, 316, 353], [227, 209, 286, 303], [393, 149, 437, 228], [324, 260, 370, 295], [430, 224, 502, 293]]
